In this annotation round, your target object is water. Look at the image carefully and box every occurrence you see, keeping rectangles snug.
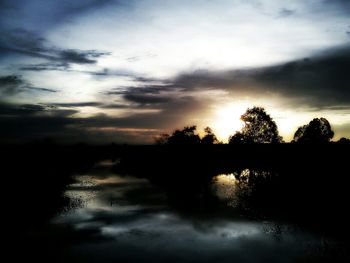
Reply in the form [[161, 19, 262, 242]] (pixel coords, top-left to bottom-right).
[[47, 161, 333, 263]]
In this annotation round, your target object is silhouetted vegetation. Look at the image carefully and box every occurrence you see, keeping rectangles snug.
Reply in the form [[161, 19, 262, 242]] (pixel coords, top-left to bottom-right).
[[293, 117, 334, 143], [337, 137, 350, 144], [155, 126, 220, 145], [228, 107, 283, 143], [4, 105, 350, 263], [167, 126, 201, 145], [157, 106, 348, 145], [201, 126, 220, 144]]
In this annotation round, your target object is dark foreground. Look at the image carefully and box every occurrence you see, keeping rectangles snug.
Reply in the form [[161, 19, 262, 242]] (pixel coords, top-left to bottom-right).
[[3, 143, 350, 262]]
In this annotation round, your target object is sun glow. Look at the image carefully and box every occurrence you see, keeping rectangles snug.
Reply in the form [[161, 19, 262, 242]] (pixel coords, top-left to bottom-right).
[[211, 102, 252, 142]]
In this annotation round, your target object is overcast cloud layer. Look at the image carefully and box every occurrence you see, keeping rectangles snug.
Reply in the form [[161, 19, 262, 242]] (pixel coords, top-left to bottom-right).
[[1, 0, 350, 143]]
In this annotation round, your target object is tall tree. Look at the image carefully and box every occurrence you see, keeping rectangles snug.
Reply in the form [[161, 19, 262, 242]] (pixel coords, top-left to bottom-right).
[[229, 107, 283, 144]]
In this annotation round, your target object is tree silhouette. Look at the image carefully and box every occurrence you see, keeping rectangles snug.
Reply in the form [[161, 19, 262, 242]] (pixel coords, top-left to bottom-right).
[[337, 137, 350, 144], [201, 127, 219, 144], [293, 118, 334, 143], [167, 126, 201, 145], [228, 131, 247, 144], [229, 107, 283, 144]]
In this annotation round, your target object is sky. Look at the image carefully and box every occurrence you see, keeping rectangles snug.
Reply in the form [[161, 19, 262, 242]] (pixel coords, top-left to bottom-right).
[[1, 0, 350, 143]]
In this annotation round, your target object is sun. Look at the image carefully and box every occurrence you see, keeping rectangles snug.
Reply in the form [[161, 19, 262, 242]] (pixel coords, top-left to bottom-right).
[[211, 102, 251, 142]]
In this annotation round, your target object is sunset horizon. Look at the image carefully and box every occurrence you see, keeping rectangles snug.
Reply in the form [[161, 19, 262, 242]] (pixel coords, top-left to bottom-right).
[[1, 0, 350, 144]]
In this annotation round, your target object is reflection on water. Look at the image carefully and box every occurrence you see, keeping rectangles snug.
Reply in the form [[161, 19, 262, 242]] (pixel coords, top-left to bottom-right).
[[48, 162, 332, 263], [211, 174, 237, 207]]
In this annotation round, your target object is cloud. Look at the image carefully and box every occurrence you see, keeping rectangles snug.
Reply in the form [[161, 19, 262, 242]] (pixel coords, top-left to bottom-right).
[[24, 86, 57, 93], [4, 44, 349, 144], [324, 0, 350, 11], [0, 94, 207, 143], [278, 8, 295, 17], [0, 103, 46, 115], [19, 62, 69, 72], [73, 96, 205, 130], [58, 49, 110, 64], [156, 46, 350, 109], [0, 75, 25, 95], [0, 75, 56, 96], [0, 29, 111, 68], [49, 102, 103, 108], [0, 0, 121, 30], [123, 94, 172, 105], [0, 102, 77, 117], [100, 103, 132, 109], [0, 75, 22, 85]]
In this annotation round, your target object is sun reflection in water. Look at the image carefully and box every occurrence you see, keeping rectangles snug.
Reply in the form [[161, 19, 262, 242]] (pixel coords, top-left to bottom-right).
[[211, 173, 238, 207]]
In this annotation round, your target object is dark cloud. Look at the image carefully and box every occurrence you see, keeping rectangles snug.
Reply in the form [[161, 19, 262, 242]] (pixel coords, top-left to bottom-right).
[[0, 75, 22, 86], [20, 63, 115, 78], [123, 94, 172, 105], [42, 101, 152, 110], [0, 29, 111, 68], [0, 75, 25, 95], [58, 0, 119, 17], [248, 47, 350, 108], [72, 96, 205, 130], [0, 94, 207, 143], [49, 102, 103, 108], [100, 103, 131, 109], [20, 62, 69, 72], [58, 49, 110, 64], [108, 87, 158, 96], [0, 103, 46, 115], [0, 0, 123, 30], [0, 28, 46, 53], [0, 102, 77, 117], [45, 102, 143, 110], [324, 0, 350, 10], [24, 86, 57, 93], [278, 8, 295, 17], [0, 75, 56, 95], [155, 46, 350, 109]]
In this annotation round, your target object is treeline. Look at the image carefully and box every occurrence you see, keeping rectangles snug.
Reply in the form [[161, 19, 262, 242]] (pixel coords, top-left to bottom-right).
[[156, 106, 350, 145]]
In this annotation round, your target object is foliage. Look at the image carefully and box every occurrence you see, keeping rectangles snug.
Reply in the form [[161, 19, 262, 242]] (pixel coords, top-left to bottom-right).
[[155, 126, 220, 145], [201, 127, 219, 144], [166, 126, 201, 145], [293, 118, 334, 143], [228, 131, 247, 144], [229, 106, 283, 144], [154, 134, 170, 145], [337, 137, 350, 144]]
